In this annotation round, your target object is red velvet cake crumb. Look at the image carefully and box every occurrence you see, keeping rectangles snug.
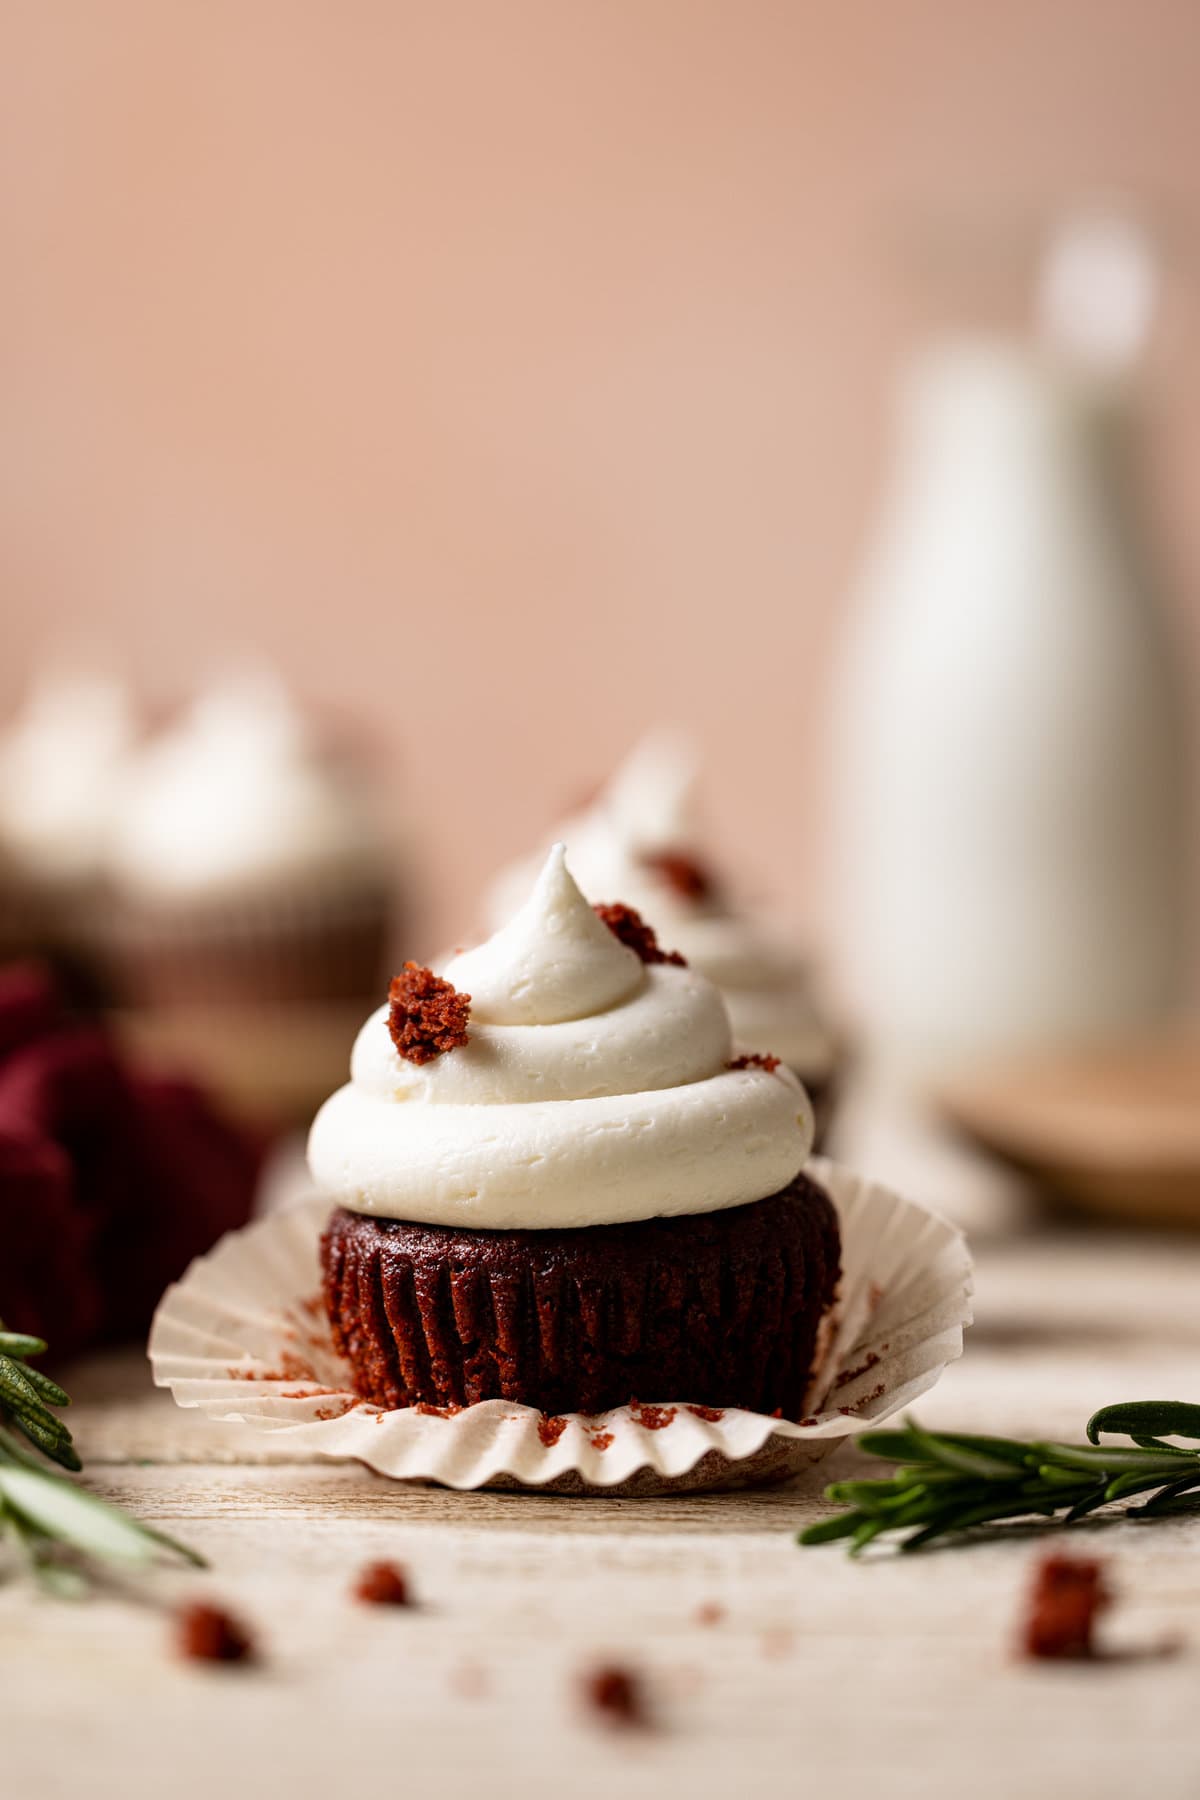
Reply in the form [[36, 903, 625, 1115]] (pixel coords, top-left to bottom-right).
[[1022, 1554, 1110, 1660], [629, 1400, 677, 1431], [583, 1664, 647, 1727], [449, 1660, 489, 1698], [834, 1351, 881, 1389], [728, 1052, 781, 1074], [593, 903, 685, 967], [177, 1601, 255, 1664], [537, 1414, 568, 1447], [387, 963, 471, 1065], [354, 1561, 410, 1606], [639, 848, 717, 903]]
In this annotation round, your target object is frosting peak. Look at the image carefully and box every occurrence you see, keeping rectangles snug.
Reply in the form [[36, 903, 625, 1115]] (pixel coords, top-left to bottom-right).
[[308, 848, 812, 1229], [106, 671, 386, 901], [605, 729, 700, 849], [485, 732, 837, 1078], [445, 845, 641, 1027], [0, 673, 135, 883]]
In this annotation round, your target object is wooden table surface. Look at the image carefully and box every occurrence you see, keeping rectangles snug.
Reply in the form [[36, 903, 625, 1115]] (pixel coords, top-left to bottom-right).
[[5, 1216, 1200, 1800]]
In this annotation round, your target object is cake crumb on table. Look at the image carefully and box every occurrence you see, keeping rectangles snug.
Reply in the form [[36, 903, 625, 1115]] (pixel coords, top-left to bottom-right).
[[354, 1561, 411, 1606], [1021, 1554, 1110, 1660], [581, 1663, 649, 1728], [448, 1661, 490, 1699], [176, 1602, 256, 1665]]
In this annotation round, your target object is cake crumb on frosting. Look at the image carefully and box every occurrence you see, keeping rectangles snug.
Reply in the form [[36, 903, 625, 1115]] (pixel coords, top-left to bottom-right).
[[728, 1052, 781, 1074], [593, 903, 686, 967], [640, 848, 717, 903], [388, 962, 471, 1065]]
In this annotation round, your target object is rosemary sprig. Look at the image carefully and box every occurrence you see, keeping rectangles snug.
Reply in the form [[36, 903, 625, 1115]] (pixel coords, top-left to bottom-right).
[[799, 1402, 1200, 1556], [0, 1322, 205, 1595]]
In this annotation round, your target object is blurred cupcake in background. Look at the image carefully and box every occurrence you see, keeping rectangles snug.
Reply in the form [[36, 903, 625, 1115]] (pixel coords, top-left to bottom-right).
[[0, 671, 136, 997], [487, 732, 844, 1146], [103, 671, 401, 1126]]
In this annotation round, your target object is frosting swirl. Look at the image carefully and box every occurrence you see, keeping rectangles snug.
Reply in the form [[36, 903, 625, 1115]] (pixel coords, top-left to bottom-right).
[[106, 672, 387, 902], [0, 674, 135, 884], [486, 734, 836, 1077], [308, 845, 811, 1228]]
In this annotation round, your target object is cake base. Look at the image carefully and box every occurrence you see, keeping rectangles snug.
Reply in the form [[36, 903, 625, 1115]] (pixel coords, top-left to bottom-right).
[[320, 1174, 841, 1419]]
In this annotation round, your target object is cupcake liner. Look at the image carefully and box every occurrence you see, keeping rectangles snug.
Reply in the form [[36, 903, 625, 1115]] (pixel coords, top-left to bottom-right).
[[101, 879, 397, 1122], [103, 877, 395, 1008], [149, 1157, 973, 1495], [0, 876, 118, 1009], [112, 1000, 371, 1129], [0, 878, 54, 959]]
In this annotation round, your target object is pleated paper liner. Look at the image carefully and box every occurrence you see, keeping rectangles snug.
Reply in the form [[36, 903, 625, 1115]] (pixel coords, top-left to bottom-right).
[[149, 1156, 973, 1496]]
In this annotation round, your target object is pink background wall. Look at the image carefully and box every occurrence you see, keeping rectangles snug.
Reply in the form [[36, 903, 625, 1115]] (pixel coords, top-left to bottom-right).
[[3, 2, 1198, 946]]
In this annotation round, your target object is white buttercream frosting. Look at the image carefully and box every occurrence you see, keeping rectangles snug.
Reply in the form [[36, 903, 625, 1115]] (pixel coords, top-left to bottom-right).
[[486, 734, 836, 1077], [106, 672, 387, 902], [308, 845, 812, 1228], [0, 673, 136, 884]]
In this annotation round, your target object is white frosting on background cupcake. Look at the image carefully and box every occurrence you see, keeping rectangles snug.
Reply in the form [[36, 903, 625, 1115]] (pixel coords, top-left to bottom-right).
[[486, 733, 836, 1077], [308, 845, 812, 1229], [0, 673, 135, 885], [107, 673, 387, 904]]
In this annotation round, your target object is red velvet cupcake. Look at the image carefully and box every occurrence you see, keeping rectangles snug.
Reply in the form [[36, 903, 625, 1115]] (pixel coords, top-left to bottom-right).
[[310, 847, 839, 1418], [0, 674, 135, 1003], [101, 675, 398, 1124]]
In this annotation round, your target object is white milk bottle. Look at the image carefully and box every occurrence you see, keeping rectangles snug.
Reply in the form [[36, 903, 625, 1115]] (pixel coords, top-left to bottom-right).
[[832, 217, 1188, 1077]]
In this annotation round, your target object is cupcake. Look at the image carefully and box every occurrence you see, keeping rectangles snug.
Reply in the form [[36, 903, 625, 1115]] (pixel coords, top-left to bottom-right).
[[487, 734, 843, 1145], [311, 845, 840, 1418], [103, 672, 398, 1121], [0, 672, 135, 995]]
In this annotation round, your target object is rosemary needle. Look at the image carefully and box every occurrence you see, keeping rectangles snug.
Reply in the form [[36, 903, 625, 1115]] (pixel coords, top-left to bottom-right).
[[799, 1402, 1200, 1555], [0, 1321, 205, 1595]]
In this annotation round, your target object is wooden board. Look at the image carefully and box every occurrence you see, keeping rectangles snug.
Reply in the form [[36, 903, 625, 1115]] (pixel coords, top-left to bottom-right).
[[4, 1229, 1200, 1800], [939, 1038, 1200, 1227]]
